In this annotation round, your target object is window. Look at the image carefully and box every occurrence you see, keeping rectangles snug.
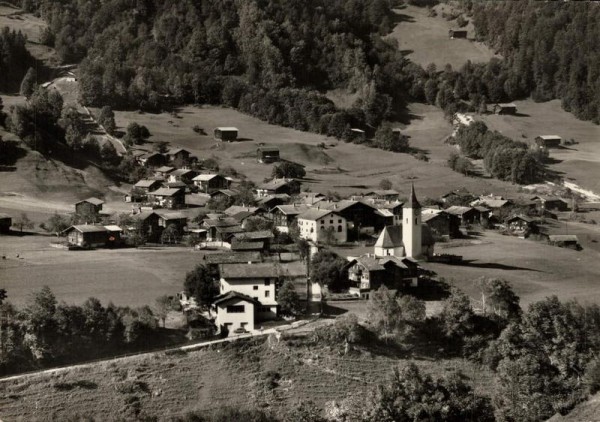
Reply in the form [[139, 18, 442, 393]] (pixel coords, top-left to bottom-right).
[[265, 291, 270, 298], [337, 225, 342, 232], [264, 278, 270, 286], [310, 228, 314, 233], [226, 305, 245, 313], [253, 286, 258, 290], [320, 226, 324, 230], [338, 219, 342, 223], [415, 218, 418, 224], [330, 220, 333, 224]]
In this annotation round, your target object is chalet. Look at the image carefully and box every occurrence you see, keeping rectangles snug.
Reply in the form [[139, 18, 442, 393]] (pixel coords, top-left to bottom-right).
[[347, 255, 420, 299], [202, 216, 243, 242], [214, 127, 238, 142], [506, 215, 537, 236], [213, 291, 261, 334], [193, 174, 231, 194], [219, 263, 281, 322], [445, 206, 481, 225], [422, 210, 461, 239], [531, 196, 569, 212], [154, 166, 175, 178], [256, 194, 290, 211], [0, 213, 12, 233], [256, 179, 300, 197], [271, 204, 310, 233], [62, 225, 111, 248], [373, 225, 435, 260], [365, 190, 401, 201], [156, 211, 187, 233], [130, 211, 161, 242], [548, 234, 581, 250], [441, 188, 474, 205], [230, 240, 265, 252], [319, 200, 380, 239], [134, 179, 162, 194], [295, 192, 325, 205], [147, 187, 185, 209], [75, 197, 104, 216], [139, 152, 167, 168], [492, 103, 517, 115], [471, 196, 512, 210], [257, 147, 280, 163], [232, 230, 274, 250], [449, 29, 468, 39], [166, 148, 192, 167], [209, 189, 239, 202], [535, 135, 562, 149], [297, 209, 347, 244], [168, 169, 198, 185]]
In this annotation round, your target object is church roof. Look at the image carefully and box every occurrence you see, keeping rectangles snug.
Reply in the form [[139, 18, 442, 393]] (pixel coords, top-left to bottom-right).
[[375, 226, 403, 248], [406, 184, 421, 209]]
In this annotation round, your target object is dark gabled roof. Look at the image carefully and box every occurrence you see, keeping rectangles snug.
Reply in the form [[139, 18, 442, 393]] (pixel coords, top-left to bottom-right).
[[224, 205, 259, 216], [271, 204, 310, 215], [258, 179, 295, 190], [170, 169, 195, 177], [203, 251, 263, 265], [213, 291, 260, 306], [155, 166, 175, 173], [135, 179, 162, 188], [210, 189, 238, 197], [422, 224, 435, 246], [76, 197, 104, 206], [168, 148, 190, 155], [231, 211, 256, 222], [257, 194, 290, 205], [132, 211, 158, 221], [62, 225, 108, 234], [166, 181, 187, 188], [203, 217, 239, 228], [230, 241, 265, 251], [445, 206, 475, 216], [375, 226, 403, 248], [193, 174, 222, 182], [422, 212, 446, 223], [257, 146, 280, 153], [233, 230, 274, 241], [215, 225, 244, 234], [318, 199, 377, 213], [365, 190, 400, 197], [155, 211, 187, 220], [220, 263, 280, 279]]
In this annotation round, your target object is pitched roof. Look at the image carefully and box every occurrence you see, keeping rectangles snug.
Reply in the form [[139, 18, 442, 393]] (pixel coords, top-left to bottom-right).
[[64, 225, 108, 234], [203, 217, 239, 227], [149, 187, 183, 196], [445, 206, 475, 216], [213, 291, 260, 306], [170, 169, 195, 177], [297, 209, 338, 221], [422, 212, 445, 223], [104, 225, 123, 232], [366, 190, 400, 197], [257, 146, 280, 153], [211, 189, 238, 197], [76, 197, 104, 206], [257, 194, 290, 205], [406, 184, 421, 209], [507, 215, 534, 223], [193, 174, 223, 181], [496, 103, 517, 108], [220, 263, 280, 279], [318, 200, 376, 212], [215, 225, 244, 234], [230, 241, 265, 251], [132, 211, 157, 221], [203, 251, 263, 265], [0, 213, 11, 219], [135, 179, 161, 188], [375, 226, 403, 248], [155, 211, 187, 220], [478, 199, 510, 208], [233, 230, 274, 241], [168, 148, 190, 155], [156, 166, 175, 173], [224, 205, 259, 216], [258, 179, 294, 190], [272, 204, 310, 215], [537, 135, 561, 140], [216, 127, 238, 131]]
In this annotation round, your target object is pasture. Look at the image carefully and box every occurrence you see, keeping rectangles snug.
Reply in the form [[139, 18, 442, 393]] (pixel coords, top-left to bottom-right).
[[479, 99, 600, 194], [387, 4, 499, 69]]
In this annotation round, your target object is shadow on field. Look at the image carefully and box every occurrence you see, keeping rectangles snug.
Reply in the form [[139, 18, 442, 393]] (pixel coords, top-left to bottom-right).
[[391, 12, 416, 24], [459, 259, 543, 272], [513, 112, 531, 117]]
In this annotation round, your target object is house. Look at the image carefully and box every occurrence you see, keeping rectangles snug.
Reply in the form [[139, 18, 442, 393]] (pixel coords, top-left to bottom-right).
[[0, 213, 12, 233], [203, 251, 263, 270], [257, 147, 280, 163], [371, 200, 404, 228], [230, 240, 265, 252], [449, 29, 468, 39], [232, 230, 274, 250], [75, 197, 104, 216], [139, 152, 167, 168], [535, 135, 562, 149], [193, 174, 231, 194], [297, 209, 347, 244], [209, 189, 239, 202], [445, 206, 482, 225], [492, 103, 517, 115], [365, 190, 401, 201], [295, 192, 325, 205], [156, 211, 187, 232], [213, 291, 261, 334], [256, 194, 290, 211], [168, 169, 198, 185], [154, 166, 175, 178], [347, 255, 420, 299], [147, 187, 185, 209], [130, 211, 161, 242], [531, 196, 569, 212], [256, 179, 300, 197], [318, 200, 380, 239], [224, 205, 261, 217], [548, 234, 581, 250], [441, 188, 474, 205], [202, 216, 243, 242], [219, 262, 281, 322], [470, 196, 512, 210], [214, 127, 238, 142], [271, 204, 310, 233], [134, 179, 162, 194], [506, 215, 537, 236], [62, 225, 111, 248], [166, 148, 192, 167], [104, 225, 123, 245], [422, 210, 461, 239]]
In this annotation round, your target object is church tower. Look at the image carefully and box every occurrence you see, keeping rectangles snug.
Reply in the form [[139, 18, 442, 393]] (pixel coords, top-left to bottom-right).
[[402, 184, 422, 259]]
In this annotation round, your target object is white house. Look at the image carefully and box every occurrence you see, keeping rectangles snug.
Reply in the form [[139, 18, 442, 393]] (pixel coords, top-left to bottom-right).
[[297, 209, 347, 244], [213, 291, 260, 334]]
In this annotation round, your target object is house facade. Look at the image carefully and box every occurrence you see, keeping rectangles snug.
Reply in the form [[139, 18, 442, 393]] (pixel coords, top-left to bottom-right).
[[347, 255, 419, 299], [63, 225, 113, 248], [147, 188, 185, 209], [193, 174, 231, 194], [75, 197, 104, 216], [214, 127, 238, 141], [214, 292, 259, 334], [297, 209, 347, 243], [271, 204, 310, 233]]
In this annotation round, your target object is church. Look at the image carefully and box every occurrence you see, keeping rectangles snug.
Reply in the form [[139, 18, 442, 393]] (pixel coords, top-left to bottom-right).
[[374, 184, 435, 260]]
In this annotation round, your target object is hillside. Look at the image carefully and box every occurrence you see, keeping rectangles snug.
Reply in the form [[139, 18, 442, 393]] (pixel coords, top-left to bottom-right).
[[0, 335, 491, 420]]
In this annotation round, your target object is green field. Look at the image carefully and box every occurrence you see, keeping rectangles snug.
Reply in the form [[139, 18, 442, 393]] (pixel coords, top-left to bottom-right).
[[387, 4, 499, 69]]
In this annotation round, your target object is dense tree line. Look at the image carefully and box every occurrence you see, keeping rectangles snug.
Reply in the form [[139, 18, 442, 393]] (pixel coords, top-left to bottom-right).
[[472, 1, 600, 124], [452, 121, 544, 184], [0, 27, 35, 92], [0, 287, 160, 375]]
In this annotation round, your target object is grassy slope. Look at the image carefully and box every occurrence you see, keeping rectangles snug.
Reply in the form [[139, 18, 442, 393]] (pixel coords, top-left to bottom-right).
[[0, 336, 492, 420], [387, 4, 500, 69], [478, 99, 600, 193]]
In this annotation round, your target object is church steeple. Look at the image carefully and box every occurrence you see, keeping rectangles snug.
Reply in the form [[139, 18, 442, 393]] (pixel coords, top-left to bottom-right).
[[406, 183, 421, 209]]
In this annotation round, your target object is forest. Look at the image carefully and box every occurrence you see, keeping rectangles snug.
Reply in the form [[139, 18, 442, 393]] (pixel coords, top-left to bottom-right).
[[0, 27, 34, 92]]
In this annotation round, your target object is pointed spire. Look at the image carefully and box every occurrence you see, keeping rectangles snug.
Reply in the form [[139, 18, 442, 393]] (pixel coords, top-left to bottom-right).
[[406, 183, 421, 209]]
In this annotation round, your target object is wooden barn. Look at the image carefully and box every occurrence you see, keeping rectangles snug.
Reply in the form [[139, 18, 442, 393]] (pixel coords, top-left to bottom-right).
[[62, 225, 112, 248], [193, 174, 231, 194], [257, 147, 280, 163], [492, 103, 517, 115], [449, 29, 468, 39], [535, 135, 562, 149], [147, 187, 185, 209], [214, 127, 238, 142], [75, 197, 104, 216], [548, 234, 581, 250]]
